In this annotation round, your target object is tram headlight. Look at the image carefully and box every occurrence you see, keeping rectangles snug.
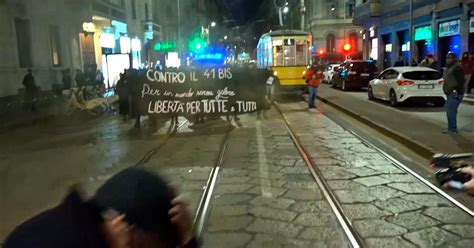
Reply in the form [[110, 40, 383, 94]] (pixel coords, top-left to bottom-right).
[[302, 71, 306, 75], [273, 71, 278, 76]]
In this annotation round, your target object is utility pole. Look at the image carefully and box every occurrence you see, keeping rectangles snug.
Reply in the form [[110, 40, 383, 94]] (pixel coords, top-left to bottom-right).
[[177, 0, 181, 52], [300, 0, 305, 31], [409, 0, 413, 62]]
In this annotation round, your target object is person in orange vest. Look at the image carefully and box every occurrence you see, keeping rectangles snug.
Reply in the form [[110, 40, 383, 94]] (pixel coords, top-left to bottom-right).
[[304, 61, 325, 109]]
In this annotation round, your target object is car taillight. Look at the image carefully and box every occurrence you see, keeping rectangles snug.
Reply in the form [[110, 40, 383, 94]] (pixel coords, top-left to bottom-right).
[[348, 71, 357, 75], [397, 80, 415, 86], [439, 80, 444, 84]]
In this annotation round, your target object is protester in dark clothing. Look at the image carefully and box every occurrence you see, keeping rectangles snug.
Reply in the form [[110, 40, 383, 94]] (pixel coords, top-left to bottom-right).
[[303, 62, 324, 109], [22, 69, 37, 112], [115, 73, 129, 119], [461, 52, 472, 94], [75, 69, 87, 88], [393, 57, 405, 67], [410, 58, 418, 66], [61, 68, 72, 89], [443, 52, 465, 134], [3, 167, 199, 248], [427, 54, 441, 72], [126, 69, 142, 128], [96, 70, 105, 86]]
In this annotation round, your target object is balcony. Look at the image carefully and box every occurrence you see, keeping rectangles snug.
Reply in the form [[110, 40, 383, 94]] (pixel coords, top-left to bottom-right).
[[353, 0, 381, 25]]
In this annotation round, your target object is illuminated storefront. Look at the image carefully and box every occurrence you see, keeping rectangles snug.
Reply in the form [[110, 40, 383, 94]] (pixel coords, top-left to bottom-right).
[[414, 25, 433, 62], [438, 19, 461, 66]]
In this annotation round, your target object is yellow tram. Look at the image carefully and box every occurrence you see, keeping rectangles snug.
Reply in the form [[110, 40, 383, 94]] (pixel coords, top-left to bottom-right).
[[257, 30, 311, 91]]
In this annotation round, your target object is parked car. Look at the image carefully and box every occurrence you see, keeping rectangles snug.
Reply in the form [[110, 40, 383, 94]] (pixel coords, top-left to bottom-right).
[[368, 67, 446, 107], [323, 64, 340, 84], [332, 61, 378, 91]]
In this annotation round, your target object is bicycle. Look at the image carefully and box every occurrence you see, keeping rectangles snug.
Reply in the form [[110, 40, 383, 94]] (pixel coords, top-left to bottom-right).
[[63, 86, 115, 116]]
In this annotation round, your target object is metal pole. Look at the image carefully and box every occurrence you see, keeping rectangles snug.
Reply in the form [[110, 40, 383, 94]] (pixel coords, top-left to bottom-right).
[[279, 7, 284, 26], [409, 0, 413, 62], [300, 0, 305, 31], [177, 0, 181, 52]]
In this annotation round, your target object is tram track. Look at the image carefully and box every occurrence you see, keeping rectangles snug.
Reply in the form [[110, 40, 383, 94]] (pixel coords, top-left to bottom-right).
[[275, 103, 364, 248]]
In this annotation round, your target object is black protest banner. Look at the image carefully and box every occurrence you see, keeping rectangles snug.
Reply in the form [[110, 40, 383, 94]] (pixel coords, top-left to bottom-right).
[[138, 67, 269, 117]]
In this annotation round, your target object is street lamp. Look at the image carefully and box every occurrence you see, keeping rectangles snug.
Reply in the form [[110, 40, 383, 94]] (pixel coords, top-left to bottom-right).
[[283, 6, 289, 14], [224, 35, 228, 40], [211, 21, 216, 27]]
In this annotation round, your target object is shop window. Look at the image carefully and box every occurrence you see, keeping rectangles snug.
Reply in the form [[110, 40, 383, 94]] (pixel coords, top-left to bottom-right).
[[327, 1, 337, 18], [145, 3, 149, 20], [349, 32, 358, 51], [15, 18, 32, 68], [326, 34, 336, 52], [49, 25, 61, 66], [346, 1, 355, 18], [132, 0, 137, 19]]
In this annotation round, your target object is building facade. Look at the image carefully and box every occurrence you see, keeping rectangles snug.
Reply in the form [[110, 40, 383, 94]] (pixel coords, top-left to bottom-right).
[[0, 0, 156, 98], [307, 0, 363, 62], [355, 0, 474, 70]]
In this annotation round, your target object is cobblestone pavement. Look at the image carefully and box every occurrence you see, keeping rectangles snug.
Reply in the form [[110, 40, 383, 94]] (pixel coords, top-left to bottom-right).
[[201, 111, 350, 248], [0, 113, 228, 241], [278, 102, 474, 247]]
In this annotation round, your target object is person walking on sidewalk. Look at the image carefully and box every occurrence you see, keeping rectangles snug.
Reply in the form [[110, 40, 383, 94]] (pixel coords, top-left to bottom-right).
[[304, 62, 324, 109], [22, 69, 38, 112], [394, 56, 405, 67], [442, 52, 465, 134], [427, 54, 441, 73], [461, 52, 473, 94]]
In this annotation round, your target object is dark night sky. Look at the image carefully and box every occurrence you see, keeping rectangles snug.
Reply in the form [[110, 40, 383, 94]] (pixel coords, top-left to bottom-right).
[[223, 0, 266, 25]]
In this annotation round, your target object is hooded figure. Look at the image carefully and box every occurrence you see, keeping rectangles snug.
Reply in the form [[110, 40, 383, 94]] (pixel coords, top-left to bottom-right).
[[3, 167, 198, 248]]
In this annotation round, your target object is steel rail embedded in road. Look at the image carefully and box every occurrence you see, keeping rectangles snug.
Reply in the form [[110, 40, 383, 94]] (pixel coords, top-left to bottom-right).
[[192, 130, 231, 239], [275, 102, 364, 248], [323, 112, 474, 216], [135, 120, 188, 167]]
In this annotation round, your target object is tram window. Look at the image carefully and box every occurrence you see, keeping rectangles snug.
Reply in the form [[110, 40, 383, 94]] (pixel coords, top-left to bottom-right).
[[296, 44, 306, 65], [273, 45, 284, 66], [284, 39, 295, 46]]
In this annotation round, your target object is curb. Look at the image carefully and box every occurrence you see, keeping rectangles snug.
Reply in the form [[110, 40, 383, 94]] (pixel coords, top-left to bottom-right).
[[316, 95, 435, 160], [463, 99, 474, 105]]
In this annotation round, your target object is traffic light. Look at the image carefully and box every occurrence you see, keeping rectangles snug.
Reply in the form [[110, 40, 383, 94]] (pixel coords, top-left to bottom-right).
[[343, 43, 352, 53], [189, 36, 207, 53], [318, 50, 324, 55]]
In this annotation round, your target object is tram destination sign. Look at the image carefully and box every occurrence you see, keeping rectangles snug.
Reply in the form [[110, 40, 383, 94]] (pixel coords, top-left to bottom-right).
[[138, 67, 268, 117]]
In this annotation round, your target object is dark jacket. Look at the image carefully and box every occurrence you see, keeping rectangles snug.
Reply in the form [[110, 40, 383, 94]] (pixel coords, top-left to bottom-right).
[[443, 62, 465, 95], [428, 61, 441, 73], [3, 191, 106, 248], [394, 61, 405, 67]]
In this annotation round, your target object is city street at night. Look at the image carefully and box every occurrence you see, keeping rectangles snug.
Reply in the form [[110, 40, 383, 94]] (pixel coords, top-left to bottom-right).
[[2, 0, 474, 248]]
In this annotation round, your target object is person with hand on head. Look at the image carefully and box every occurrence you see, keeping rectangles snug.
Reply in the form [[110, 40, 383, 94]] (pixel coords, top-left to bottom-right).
[[3, 167, 199, 248], [459, 166, 474, 195]]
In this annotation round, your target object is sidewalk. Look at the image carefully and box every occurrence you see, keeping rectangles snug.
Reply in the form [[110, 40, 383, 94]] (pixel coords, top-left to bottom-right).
[[0, 95, 64, 130], [464, 94, 474, 105], [316, 85, 474, 157]]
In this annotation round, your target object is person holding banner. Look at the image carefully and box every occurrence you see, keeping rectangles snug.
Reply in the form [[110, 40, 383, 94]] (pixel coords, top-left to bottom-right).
[[304, 62, 324, 109]]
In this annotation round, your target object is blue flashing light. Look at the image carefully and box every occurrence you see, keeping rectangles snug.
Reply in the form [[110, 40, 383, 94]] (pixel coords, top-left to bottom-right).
[[448, 35, 461, 57]]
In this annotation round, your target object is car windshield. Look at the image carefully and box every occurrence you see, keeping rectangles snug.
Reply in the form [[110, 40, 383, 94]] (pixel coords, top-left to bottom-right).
[[402, 71, 442, 80]]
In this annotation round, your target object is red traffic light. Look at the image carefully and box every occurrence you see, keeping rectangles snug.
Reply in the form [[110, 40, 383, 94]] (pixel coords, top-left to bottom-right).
[[343, 43, 351, 52], [318, 50, 324, 55]]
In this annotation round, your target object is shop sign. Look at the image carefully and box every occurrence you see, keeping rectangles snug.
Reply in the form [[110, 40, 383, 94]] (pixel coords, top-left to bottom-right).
[[414, 26, 432, 41], [439, 20, 460, 37], [154, 41, 177, 52], [470, 17, 474, 33]]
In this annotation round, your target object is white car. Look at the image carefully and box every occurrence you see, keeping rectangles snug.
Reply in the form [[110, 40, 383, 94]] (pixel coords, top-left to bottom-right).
[[368, 67, 446, 107], [323, 64, 340, 84]]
